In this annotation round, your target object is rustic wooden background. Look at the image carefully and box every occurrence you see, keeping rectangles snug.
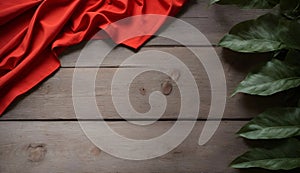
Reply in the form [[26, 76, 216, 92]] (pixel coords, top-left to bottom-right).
[[0, 1, 287, 173]]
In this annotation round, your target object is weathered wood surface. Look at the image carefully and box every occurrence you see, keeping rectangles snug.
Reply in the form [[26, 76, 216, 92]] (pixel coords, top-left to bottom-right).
[[178, 0, 269, 18], [0, 121, 272, 173], [2, 47, 283, 120], [0, 1, 284, 173], [140, 0, 268, 46]]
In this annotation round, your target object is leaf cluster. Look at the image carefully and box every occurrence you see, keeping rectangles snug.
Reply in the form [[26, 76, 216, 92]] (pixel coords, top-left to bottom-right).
[[211, 0, 300, 171]]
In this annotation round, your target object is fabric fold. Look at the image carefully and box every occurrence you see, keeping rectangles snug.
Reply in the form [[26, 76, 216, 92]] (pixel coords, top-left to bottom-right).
[[0, 0, 187, 116], [0, 0, 42, 25]]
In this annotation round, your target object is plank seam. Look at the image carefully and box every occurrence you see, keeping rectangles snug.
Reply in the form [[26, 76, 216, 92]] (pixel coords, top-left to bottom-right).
[[0, 118, 252, 121]]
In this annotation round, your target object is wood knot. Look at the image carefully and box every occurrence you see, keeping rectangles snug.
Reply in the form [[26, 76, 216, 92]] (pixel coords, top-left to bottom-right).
[[27, 143, 47, 162], [161, 81, 172, 95], [90, 146, 101, 156], [139, 87, 146, 95]]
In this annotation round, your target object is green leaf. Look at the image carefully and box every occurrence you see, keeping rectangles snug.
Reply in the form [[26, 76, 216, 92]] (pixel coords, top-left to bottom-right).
[[211, 0, 279, 9], [230, 138, 300, 170], [219, 13, 286, 53], [219, 13, 300, 53], [220, 34, 285, 53], [237, 107, 300, 139], [233, 59, 300, 96], [280, 0, 300, 20]]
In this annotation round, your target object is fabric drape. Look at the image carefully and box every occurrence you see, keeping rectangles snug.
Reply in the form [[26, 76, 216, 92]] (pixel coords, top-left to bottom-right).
[[0, 0, 187, 115]]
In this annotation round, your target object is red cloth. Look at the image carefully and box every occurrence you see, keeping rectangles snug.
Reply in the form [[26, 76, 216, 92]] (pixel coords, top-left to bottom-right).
[[0, 0, 187, 115]]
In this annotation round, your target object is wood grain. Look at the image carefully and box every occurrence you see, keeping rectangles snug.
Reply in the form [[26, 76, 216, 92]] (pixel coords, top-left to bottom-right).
[[178, 0, 269, 18], [0, 2, 286, 173], [0, 121, 252, 173], [2, 47, 283, 120], [132, 0, 268, 46]]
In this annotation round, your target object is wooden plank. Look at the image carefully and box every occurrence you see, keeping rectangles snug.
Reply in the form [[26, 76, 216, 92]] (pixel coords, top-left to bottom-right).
[[2, 47, 283, 120], [59, 42, 271, 68], [0, 121, 270, 173], [178, 0, 269, 18], [148, 0, 268, 45]]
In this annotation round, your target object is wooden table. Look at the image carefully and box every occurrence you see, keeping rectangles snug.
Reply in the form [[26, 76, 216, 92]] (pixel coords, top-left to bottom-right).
[[0, 1, 283, 172]]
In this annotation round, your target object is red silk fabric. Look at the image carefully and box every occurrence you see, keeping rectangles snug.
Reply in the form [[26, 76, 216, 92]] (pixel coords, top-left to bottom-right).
[[0, 0, 187, 115]]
